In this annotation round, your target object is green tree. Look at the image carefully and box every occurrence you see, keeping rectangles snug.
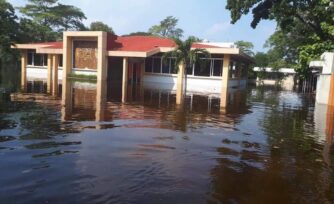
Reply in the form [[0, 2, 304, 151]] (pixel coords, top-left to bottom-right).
[[226, 0, 334, 77], [123, 31, 153, 36], [235, 40, 254, 56], [149, 16, 184, 38], [0, 0, 19, 61], [19, 0, 86, 41], [254, 52, 269, 68], [188, 35, 202, 42], [52, 3, 86, 31], [90, 21, 114, 34], [162, 37, 210, 94], [18, 18, 57, 42]]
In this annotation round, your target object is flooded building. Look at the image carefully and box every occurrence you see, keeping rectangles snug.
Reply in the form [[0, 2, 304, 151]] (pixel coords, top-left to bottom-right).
[[253, 67, 297, 90], [12, 31, 253, 107]]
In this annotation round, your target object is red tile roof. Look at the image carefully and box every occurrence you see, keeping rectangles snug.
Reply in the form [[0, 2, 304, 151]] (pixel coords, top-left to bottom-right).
[[26, 35, 222, 52], [107, 34, 176, 52], [42, 42, 63, 49]]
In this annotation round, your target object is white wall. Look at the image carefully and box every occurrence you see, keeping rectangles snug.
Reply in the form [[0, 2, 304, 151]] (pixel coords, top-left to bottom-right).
[[143, 73, 247, 93], [316, 74, 331, 104], [72, 69, 97, 76], [26, 66, 97, 81], [27, 66, 63, 81], [321, 52, 334, 74]]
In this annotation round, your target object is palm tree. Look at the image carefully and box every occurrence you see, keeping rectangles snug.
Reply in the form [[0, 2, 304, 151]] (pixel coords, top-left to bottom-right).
[[162, 37, 210, 100]]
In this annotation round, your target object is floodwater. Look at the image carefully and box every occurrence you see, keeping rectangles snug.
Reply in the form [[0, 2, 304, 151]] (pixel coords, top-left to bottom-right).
[[1, 66, 334, 204]]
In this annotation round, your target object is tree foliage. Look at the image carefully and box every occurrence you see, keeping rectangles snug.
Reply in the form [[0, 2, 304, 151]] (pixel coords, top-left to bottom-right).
[[163, 37, 210, 75], [235, 40, 254, 56], [19, 0, 86, 40], [227, 0, 334, 77], [123, 31, 153, 37], [0, 0, 19, 60], [149, 16, 184, 39], [90, 21, 114, 34]]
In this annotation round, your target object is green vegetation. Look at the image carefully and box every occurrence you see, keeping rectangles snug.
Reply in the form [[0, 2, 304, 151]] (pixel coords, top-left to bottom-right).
[[235, 41, 254, 56], [162, 37, 210, 92], [89, 21, 114, 33], [149, 16, 184, 39], [0, 0, 117, 63], [0, 0, 19, 61], [19, 0, 87, 40], [226, 0, 334, 77], [123, 32, 153, 37], [67, 73, 97, 82]]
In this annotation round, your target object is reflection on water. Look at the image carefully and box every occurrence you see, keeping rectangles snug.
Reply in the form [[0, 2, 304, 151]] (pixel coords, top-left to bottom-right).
[[1, 77, 334, 203]]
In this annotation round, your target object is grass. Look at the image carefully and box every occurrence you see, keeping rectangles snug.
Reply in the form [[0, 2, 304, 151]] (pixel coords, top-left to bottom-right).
[[67, 73, 97, 83]]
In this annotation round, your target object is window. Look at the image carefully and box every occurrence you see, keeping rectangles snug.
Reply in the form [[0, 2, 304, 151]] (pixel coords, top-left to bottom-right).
[[212, 59, 222, 77], [170, 58, 177, 74], [28, 52, 34, 66], [43, 55, 48, 66], [153, 57, 161, 73], [34, 54, 44, 66], [145, 58, 153, 72], [194, 59, 211, 77], [162, 59, 170, 73], [145, 57, 178, 74], [186, 65, 193, 75], [59, 55, 63, 67]]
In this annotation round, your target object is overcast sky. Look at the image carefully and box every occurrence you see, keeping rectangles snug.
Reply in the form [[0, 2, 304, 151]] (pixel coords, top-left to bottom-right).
[[8, 0, 276, 52]]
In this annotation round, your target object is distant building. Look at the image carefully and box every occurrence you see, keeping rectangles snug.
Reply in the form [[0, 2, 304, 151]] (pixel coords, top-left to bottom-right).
[[253, 67, 297, 90]]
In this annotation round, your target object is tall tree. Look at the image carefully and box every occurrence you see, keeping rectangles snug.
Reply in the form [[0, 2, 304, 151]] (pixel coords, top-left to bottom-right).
[[0, 0, 19, 61], [19, 0, 86, 41], [235, 40, 254, 56], [89, 21, 114, 34], [149, 16, 184, 38], [52, 3, 86, 31]]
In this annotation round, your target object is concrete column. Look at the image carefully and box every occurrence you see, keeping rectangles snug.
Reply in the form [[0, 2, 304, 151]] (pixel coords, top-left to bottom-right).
[[97, 32, 107, 81], [61, 79, 73, 121], [62, 34, 73, 105], [122, 57, 129, 103], [221, 54, 230, 108], [176, 62, 185, 105], [96, 79, 107, 123], [47, 54, 53, 94], [52, 55, 59, 96], [20, 50, 27, 91]]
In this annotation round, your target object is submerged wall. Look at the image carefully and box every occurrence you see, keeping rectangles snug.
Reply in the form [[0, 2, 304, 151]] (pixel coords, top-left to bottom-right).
[[26, 67, 97, 81], [143, 74, 246, 94]]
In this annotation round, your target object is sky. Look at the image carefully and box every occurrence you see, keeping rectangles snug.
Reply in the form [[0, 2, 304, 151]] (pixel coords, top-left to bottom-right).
[[8, 0, 277, 52]]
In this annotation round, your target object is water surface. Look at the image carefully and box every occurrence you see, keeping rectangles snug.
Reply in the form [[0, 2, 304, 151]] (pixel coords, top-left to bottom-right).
[[0, 65, 334, 204]]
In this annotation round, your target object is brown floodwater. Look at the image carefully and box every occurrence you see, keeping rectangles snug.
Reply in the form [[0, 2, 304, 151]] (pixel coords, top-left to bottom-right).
[[1, 76, 334, 203]]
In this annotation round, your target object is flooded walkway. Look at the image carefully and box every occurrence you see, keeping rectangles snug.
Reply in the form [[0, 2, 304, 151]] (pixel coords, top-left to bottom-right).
[[0, 78, 334, 203]]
